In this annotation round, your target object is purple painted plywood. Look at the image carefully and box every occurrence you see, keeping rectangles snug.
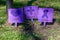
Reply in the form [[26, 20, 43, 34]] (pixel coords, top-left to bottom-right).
[[8, 8, 23, 24], [38, 8, 54, 22], [24, 6, 38, 19]]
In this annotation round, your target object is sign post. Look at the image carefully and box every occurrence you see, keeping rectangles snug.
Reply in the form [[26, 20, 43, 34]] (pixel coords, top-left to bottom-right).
[[38, 8, 54, 27], [15, 22, 17, 27], [44, 22, 46, 27]]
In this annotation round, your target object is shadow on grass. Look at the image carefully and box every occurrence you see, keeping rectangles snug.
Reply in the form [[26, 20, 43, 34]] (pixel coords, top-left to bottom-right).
[[13, 2, 25, 8], [20, 9, 45, 40], [27, 0, 36, 6], [0, 0, 6, 6], [13, 0, 36, 8], [23, 22, 45, 40]]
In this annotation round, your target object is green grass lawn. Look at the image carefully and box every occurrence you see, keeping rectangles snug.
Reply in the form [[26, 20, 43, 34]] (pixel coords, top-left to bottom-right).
[[0, 26, 33, 40], [0, 6, 7, 25], [0, 0, 60, 40]]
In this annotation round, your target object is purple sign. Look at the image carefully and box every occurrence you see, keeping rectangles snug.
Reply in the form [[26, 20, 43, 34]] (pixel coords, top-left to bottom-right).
[[38, 8, 54, 22], [8, 8, 23, 24], [24, 6, 38, 20]]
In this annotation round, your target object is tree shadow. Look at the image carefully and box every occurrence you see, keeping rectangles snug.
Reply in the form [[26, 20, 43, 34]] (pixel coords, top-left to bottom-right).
[[13, 2, 25, 8], [27, 0, 36, 6], [21, 9, 45, 40], [13, 0, 36, 8], [0, 0, 6, 6]]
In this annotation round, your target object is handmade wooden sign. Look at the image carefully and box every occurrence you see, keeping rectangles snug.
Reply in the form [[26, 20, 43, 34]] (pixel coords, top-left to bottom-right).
[[38, 8, 54, 27], [8, 8, 23, 27], [24, 6, 38, 21]]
